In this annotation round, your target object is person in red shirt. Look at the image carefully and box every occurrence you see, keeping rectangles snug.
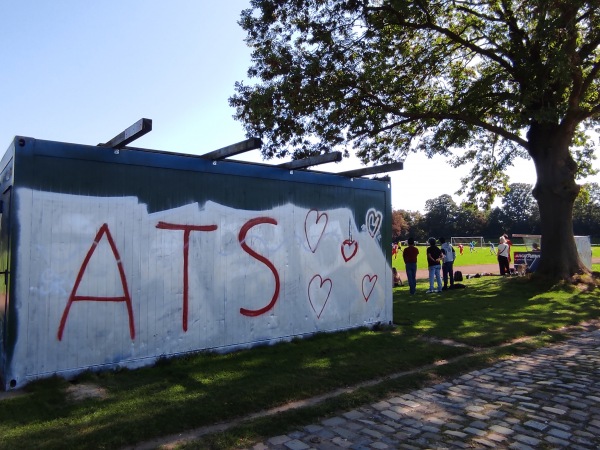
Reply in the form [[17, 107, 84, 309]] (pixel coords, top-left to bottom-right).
[[402, 237, 419, 295]]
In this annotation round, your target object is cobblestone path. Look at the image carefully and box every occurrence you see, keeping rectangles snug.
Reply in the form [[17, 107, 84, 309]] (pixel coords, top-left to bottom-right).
[[251, 328, 600, 449]]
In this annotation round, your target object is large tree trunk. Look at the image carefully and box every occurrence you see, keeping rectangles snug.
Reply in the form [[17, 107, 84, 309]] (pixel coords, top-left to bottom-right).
[[528, 122, 588, 280]]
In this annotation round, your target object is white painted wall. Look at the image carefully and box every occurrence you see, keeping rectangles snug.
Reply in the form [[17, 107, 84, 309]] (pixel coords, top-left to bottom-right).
[[8, 188, 392, 387]]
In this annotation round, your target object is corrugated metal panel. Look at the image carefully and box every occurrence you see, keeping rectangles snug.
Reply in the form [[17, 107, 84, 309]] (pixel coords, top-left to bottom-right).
[[1, 136, 393, 390]]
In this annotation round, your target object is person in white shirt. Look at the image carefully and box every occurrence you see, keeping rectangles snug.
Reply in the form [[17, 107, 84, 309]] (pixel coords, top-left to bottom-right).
[[497, 236, 510, 275], [439, 237, 456, 289]]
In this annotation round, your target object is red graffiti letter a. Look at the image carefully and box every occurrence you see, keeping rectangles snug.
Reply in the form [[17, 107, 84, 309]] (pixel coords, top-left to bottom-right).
[[58, 224, 135, 341]]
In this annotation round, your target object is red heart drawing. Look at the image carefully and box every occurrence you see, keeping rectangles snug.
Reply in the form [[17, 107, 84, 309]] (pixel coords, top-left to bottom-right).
[[341, 239, 358, 262], [308, 274, 332, 319], [305, 209, 328, 253], [366, 209, 382, 238], [362, 274, 378, 302]]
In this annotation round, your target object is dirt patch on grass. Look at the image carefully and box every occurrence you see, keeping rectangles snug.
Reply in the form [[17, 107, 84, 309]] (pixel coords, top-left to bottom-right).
[[415, 264, 499, 281], [570, 271, 600, 291], [66, 383, 108, 401], [0, 389, 25, 401], [418, 336, 472, 348]]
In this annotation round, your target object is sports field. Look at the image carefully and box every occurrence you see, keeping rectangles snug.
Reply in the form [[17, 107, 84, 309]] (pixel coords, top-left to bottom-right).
[[392, 244, 600, 271]]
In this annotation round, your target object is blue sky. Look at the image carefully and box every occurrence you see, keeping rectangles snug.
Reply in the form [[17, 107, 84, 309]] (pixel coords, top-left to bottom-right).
[[1, 1, 598, 212], [0, 1, 250, 154]]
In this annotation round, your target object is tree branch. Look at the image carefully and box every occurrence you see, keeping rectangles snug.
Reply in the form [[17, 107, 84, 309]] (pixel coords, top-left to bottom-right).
[[401, 111, 529, 149], [364, 4, 515, 75], [347, 76, 528, 149], [578, 35, 600, 65], [581, 60, 600, 102], [499, 0, 532, 49]]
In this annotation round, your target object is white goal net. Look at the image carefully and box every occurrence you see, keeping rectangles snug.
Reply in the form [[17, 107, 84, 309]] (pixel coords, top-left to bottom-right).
[[450, 236, 485, 248]]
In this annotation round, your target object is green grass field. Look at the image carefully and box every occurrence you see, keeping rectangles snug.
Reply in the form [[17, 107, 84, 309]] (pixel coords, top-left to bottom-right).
[[392, 244, 600, 271]]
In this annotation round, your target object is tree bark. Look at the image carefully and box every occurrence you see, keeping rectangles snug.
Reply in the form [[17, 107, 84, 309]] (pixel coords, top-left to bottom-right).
[[528, 122, 588, 280]]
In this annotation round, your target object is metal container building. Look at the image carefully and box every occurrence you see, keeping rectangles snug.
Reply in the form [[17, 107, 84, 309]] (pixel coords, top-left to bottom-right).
[[0, 136, 393, 390]]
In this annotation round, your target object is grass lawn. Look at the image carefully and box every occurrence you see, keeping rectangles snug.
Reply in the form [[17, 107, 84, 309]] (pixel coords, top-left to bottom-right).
[[393, 274, 600, 346], [0, 274, 599, 449]]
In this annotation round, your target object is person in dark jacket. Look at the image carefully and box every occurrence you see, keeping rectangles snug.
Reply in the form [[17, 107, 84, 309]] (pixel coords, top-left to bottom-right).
[[426, 237, 443, 293]]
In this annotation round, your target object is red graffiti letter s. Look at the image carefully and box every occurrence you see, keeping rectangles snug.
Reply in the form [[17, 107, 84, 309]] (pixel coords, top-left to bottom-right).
[[238, 217, 280, 317]]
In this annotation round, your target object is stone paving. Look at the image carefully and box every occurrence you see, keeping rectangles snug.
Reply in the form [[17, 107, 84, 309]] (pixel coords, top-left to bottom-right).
[[248, 328, 600, 449]]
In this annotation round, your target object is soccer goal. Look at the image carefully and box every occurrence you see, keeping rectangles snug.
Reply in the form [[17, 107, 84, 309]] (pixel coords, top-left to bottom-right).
[[450, 236, 485, 248]]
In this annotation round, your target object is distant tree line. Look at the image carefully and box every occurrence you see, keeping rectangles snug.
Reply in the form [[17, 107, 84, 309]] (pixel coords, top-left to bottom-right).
[[393, 183, 600, 243]]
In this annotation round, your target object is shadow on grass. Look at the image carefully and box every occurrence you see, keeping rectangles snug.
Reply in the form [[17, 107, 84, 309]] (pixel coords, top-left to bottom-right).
[[393, 275, 600, 347], [0, 328, 470, 450]]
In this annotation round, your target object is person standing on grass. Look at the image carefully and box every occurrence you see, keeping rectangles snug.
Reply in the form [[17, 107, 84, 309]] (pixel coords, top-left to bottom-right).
[[458, 243, 464, 255], [426, 237, 443, 293], [402, 237, 419, 295], [503, 233, 513, 264], [489, 241, 496, 254], [439, 237, 455, 290], [497, 235, 510, 275]]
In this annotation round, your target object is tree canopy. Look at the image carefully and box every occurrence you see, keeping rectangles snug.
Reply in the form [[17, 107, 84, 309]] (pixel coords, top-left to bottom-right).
[[500, 182, 540, 232], [231, 0, 600, 279], [231, 0, 599, 206]]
